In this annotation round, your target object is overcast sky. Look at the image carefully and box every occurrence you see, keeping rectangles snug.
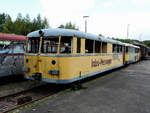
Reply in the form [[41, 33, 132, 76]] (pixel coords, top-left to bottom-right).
[[1, 0, 150, 40]]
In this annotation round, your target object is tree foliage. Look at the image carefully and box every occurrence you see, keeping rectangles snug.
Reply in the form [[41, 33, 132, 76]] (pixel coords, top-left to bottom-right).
[[98, 34, 150, 48], [143, 40, 150, 48], [58, 22, 79, 30], [112, 38, 150, 48], [0, 12, 49, 35]]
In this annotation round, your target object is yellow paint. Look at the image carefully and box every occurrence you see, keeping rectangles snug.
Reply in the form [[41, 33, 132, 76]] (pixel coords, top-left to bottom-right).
[[81, 38, 85, 54], [57, 36, 61, 54], [125, 54, 129, 62], [73, 37, 77, 54], [24, 54, 123, 80], [107, 43, 112, 53], [102, 43, 107, 53]]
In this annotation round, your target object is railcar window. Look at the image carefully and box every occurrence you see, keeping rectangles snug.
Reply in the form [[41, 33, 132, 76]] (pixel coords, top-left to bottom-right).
[[60, 37, 72, 54], [102, 42, 107, 53], [85, 39, 94, 53], [95, 41, 101, 53], [41, 37, 59, 53], [132, 48, 135, 53], [77, 38, 81, 53], [27, 38, 40, 53], [120, 46, 122, 53], [117, 45, 122, 53], [117, 45, 120, 53], [0, 41, 11, 50], [113, 44, 116, 53], [126, 47, 128, 53], [135, 48, 139, 53]]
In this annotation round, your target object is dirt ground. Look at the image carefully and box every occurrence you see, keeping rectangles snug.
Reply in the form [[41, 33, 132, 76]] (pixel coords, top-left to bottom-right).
[[22, 60, 150, 113]]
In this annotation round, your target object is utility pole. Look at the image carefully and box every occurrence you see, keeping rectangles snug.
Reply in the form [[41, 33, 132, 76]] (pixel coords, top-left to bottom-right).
[[83, 16, 89, 33], [127, 24, 130, 39], [139, 34, 142, 41]]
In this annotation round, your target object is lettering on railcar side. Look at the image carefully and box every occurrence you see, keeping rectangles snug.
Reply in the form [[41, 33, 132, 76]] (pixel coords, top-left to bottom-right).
[[91, 59, 112, 67]]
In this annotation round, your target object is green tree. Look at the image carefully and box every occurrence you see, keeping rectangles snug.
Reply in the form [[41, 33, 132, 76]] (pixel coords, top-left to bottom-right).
[[58, 22, 79, 30], [1, 12, 50, 35], [143, 40, 150, 48], [0, 13, 7, 25], [13, 13, 25, 34], [0, 13, 8, 32], [2, 15, 13, 33], [31, 14, 49, 32], [24, 14, 32, 35], [99, 34, 104, 37], [42, 17, 49, 29], [36, 14, 42, 29]]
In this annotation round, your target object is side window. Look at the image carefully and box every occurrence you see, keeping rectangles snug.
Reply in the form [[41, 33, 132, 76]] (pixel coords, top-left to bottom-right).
[[0, 41, 11, 50], [102, 42, 107, 53], [77, 38, 81, 53], [117, 45, 120, 53], [85, 39, 94, 53], [60, 36, 72, 54], [113, 44, 118, 53], [135, 48, 139, 53], [95, 41, 101, 53], [126, 47, 128, 53], [120, 46, 122, 53], [132, 48, 135, 53], [113, 44, 116, 53]]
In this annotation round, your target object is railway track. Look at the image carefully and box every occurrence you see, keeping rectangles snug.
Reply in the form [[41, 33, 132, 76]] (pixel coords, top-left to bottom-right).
[[0, 84, 65, 113], [0, 64, 132, 113], [0, 75, 24, 86]]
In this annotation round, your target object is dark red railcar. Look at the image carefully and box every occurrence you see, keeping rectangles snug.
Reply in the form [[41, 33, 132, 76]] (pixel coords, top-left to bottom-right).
[[0, 33, 26, 77]]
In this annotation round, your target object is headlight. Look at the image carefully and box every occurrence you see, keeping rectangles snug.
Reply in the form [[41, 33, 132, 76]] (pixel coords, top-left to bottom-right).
[[48, 70, 59, 75], [23, 67, 30, 72]]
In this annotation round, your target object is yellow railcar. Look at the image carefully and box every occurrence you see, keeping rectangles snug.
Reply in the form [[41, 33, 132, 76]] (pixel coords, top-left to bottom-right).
[[124, 43, 140, 64], [23, 29, 140, 84]]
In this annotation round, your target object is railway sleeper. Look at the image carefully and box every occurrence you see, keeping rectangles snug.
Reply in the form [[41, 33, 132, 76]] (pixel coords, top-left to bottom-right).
[[17, 96, 32, 105]]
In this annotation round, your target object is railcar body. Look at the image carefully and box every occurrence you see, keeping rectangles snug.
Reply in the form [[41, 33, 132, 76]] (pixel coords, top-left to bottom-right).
[[24, 29, 140, 84], [0, 33, 26, 77], [147, 47, 150, 56], [124, 43, 140, 64], [133, 43, 147, 59]]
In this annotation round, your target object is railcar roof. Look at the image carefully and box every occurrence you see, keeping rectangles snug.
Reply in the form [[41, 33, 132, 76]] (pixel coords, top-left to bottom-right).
[[0, 33, 26, 41], [123, 43, 140, 49], [27, 28, 125, 45]]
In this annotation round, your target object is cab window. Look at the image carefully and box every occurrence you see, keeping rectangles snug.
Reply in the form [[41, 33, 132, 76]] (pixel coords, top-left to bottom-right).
[[27, 38, 40, 53]]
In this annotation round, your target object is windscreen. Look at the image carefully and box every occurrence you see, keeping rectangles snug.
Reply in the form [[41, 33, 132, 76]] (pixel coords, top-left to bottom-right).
[[27, 38, 40, 53], [0, 40, 11, 51]]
